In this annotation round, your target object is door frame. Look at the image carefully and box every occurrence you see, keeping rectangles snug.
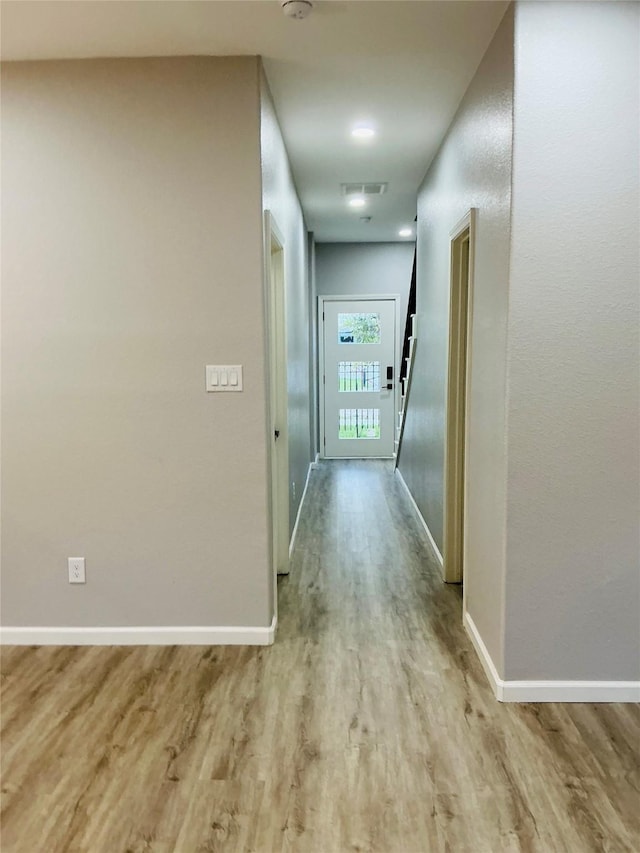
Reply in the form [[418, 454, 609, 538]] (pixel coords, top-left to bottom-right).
[[443, 209, 476, 584], [264, 212, 289, 611], [318, 294, 401, 459]]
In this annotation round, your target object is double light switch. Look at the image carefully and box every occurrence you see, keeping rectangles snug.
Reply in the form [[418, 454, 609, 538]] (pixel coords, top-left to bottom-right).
[[206, 365, 243, 392]]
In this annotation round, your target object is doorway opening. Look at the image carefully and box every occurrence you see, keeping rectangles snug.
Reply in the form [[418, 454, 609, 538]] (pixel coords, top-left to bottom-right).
[[265, 212, 289, 591], [443, 210, 476, 584]]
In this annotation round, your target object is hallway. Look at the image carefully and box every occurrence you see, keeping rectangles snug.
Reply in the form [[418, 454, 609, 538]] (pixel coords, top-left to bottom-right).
[[1, 461, 638, 852]]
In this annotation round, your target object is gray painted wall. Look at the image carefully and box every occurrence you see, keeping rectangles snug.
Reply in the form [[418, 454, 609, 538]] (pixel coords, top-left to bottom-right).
[[1, 57, 272, 628], [504, 0, 640, 681], [399, 8, 514, 675], [315, 242, 414, 334], [401, 0, 639, 683], [315, 242, 415, 455], [260, 70, 311, 537]]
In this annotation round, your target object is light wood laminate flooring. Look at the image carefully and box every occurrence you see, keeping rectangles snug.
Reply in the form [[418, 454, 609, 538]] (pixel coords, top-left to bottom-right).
[[1, 460, 639, 852]]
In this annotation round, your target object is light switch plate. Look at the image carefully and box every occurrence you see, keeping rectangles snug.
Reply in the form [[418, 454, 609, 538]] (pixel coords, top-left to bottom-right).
[[206, 365, 243, 392]]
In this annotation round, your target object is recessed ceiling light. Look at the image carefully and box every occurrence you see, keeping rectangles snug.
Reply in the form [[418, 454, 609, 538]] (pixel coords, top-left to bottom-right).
[[399, 228, 413, 237], [351, 126, 375, 139], [349, 197, 366, 208]]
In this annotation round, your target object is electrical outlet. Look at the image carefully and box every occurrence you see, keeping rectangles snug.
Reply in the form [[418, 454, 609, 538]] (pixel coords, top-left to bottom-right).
[[68, 557, 86, 584], [292, 482, 296, 501]]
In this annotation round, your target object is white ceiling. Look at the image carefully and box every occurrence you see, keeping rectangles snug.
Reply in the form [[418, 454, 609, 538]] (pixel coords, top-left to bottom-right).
[[1, 0, 509, 242]]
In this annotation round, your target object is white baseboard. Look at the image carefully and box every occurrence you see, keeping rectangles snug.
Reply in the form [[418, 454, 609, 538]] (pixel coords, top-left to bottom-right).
[[289, 461, 314, 557], [0, 615, 277, 647], [463, 610, 503, 697], [500, 680, 640, 703], [463, 611, 640, 703], [394, 468, 444, 567]]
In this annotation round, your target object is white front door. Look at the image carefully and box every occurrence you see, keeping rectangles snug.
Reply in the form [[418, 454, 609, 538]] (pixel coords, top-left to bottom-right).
[[322, 298, 397, 458]]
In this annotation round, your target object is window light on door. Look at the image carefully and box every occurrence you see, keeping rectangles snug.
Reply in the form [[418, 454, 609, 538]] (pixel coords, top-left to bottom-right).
[[338, 313, 381, 344], [338, 362, 380, 392], [339, 408, 380, 439]]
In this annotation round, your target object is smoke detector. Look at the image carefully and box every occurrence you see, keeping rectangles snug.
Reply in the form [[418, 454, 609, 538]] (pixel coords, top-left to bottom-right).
[[281, 1, 313, 20]]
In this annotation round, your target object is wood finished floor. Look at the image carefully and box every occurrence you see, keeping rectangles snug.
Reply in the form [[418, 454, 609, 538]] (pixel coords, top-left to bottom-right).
[[1, 460, 639, 853]]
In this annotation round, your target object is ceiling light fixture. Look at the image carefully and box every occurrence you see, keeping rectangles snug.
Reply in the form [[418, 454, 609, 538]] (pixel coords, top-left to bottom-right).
[[399, 228, 413, 237], [349, 197, 366, 209], [351, 126, 375, 139]]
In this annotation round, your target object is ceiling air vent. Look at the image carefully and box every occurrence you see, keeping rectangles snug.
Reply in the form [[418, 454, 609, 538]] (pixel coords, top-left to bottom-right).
[[341, 182, 388, 197]]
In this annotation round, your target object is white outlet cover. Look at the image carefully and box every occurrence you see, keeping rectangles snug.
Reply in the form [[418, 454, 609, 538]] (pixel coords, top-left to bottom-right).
[[68, 557, 86, 584]]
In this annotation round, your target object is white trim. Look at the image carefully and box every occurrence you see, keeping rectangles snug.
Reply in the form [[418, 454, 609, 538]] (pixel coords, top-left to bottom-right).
[[444, 208, 477, 587], [310, 452, 320, 469], [289, 462, 314, 557], [463, 612, 640, 703], [501, 681, 640, 703], [450, 209, 474, 240], [264, 210, 289, 601], [0, 616, 277, 647], [394, 468, 443, 567], [463, 610, 503, 697], [324, 455, 395, 461]]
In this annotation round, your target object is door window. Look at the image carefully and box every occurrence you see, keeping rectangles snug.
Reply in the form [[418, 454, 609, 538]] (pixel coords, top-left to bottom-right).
[[338, 361, 380, 392], [338, 313, 381, 344], [339, 408, 381, 440]]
